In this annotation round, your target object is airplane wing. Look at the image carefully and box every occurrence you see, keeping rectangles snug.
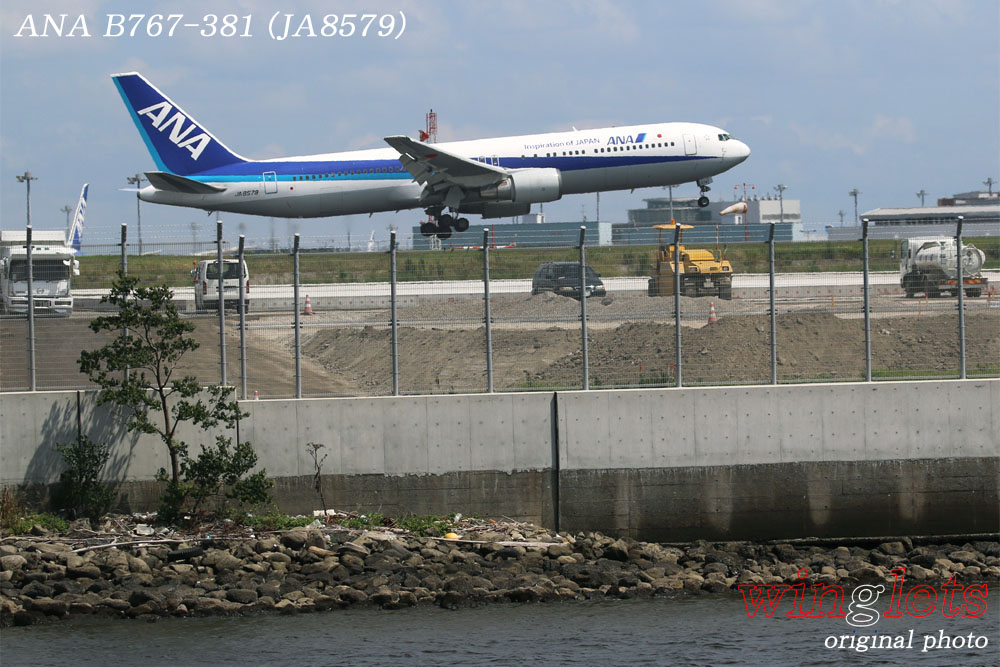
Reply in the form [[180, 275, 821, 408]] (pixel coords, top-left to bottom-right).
[[384, 135, 507, 196]]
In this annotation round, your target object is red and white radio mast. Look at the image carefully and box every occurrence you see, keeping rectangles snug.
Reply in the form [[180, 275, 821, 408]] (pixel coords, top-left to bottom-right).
[[419, 108, 437, 143], [421, 109, 439, 232]]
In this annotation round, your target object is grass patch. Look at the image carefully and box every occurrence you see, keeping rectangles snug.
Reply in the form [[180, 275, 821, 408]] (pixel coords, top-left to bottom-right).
[[73, 236, 998, 290], [239, 511, 314, 532]]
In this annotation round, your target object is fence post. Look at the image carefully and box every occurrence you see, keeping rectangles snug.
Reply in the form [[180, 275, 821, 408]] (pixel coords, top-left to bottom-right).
[[216, 220, 227, 386], [120, 223, 128, 383], [390, 230, 399, 396], [238, 235, 247, 399], [768, 223, 777, 385], [25, 225, 36, 391], [293, 233, 302, 398], [956, 215, 966, 379], [579, 227, 589, 390], [483, 228, 494, 393], [862, 218, 872, 382], [673, 223, 682, 387]]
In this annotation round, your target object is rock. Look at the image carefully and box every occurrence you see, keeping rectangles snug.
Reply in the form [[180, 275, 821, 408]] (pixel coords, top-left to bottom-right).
[[127, 555, 151, 574], [304, 530, 327, 550], [33, 542, 72, 555], [99, 598, 131, 612], [334, 587, 367, 605], [307, 546, 337, 558], [602, 539, 631, 561], [274, 599, 297, 613], [339, 553, 365, 573], [128, 590, 162, 607], [265, 552, 292, 564], [702, 562, 729, 576], [226, 589, 258, 604], [194, 597, 241, 614], [371, 586, 398, 606], [280, 529, 310, 550], [21, 581, 55, 598], [878, 542, 907, 556], [67, 565, 102, 579], [24, 597, 68, 616], [547, 544, 573, 558], [948, 550, 981, 565], [1, 555, 27, 571], [702, 580, 730, 594], [202, 550, 243, 572]]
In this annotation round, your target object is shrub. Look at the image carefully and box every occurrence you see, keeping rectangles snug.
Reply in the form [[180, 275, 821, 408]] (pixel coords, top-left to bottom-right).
[[54, 435, 116, 522]]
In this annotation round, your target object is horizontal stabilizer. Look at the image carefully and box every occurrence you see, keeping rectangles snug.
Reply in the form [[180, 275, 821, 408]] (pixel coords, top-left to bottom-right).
[[145, 171, 226, 194]]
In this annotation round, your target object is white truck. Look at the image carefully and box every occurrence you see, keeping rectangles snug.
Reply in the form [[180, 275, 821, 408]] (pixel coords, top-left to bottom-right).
[[0, 230, 79, 315], [899, 237, 988, 298], [192, 258, 250, 311]]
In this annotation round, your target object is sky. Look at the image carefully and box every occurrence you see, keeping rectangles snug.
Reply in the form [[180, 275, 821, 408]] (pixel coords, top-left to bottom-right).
[[1, 0, 998, 248]]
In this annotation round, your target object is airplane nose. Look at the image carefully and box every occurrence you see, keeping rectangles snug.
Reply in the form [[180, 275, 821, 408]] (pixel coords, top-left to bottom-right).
[[734, 140, 751, 162]]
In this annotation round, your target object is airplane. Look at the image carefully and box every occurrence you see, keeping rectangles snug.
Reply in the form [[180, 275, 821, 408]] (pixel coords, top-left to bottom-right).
[[68, 183, 88, 254], [112, 72, 750, 239]]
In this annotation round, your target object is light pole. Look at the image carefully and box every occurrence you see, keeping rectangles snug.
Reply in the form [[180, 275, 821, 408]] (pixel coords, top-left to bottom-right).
[[984, 177, 995, 196], [127, 173, 146, 254], [60, 204, 73, 234], [848, 189, 861, 225], [774, 184, 787, 224], [837, 210, 845, 225], [16, 171, 38, 227], [16, 171, 39, 391], [916, 189, 928, 207]]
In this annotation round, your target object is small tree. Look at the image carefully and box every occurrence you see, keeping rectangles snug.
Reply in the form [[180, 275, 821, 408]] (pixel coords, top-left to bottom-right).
[[54, 435, 116, 522], [79, 270, 270, 522]]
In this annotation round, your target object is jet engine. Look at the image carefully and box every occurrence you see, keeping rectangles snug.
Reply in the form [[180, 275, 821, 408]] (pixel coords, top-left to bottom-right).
[[480, 168, 562, 204]]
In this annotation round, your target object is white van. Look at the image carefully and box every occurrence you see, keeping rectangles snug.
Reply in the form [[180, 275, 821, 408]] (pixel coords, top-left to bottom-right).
[[192, 259, 250, 311]]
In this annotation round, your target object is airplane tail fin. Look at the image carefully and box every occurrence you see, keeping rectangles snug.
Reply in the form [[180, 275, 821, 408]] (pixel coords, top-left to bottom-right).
[[112, 72, 246, 176], [68, 183, 88, 254]]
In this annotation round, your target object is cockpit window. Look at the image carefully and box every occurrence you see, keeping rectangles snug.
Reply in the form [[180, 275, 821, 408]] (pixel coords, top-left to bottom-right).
[[717, 133, 733, 141]]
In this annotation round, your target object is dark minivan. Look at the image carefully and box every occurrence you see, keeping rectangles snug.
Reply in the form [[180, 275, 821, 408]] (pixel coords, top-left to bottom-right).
[[531, 262, 606, 298]]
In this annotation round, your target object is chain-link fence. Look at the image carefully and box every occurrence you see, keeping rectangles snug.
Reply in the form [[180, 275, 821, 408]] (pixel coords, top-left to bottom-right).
[[2, 221, 997, 395]]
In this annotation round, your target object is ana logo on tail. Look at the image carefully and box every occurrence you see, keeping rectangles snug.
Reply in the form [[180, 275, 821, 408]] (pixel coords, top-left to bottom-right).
[[69, 183, 88, 253], [136, 102, 212, 161]]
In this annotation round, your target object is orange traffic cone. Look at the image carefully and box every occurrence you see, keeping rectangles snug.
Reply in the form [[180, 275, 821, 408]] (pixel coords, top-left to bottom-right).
[[253, 390, 259, 400], [304, 295, 313, 315], [707, 302, 718, 324]]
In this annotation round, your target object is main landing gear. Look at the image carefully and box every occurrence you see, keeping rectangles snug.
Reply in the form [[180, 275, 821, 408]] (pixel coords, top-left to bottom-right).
[[420, 211, 470, 239]]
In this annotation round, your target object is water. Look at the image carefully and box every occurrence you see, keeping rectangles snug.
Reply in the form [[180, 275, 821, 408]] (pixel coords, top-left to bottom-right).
[[3, 592, 997, 666]]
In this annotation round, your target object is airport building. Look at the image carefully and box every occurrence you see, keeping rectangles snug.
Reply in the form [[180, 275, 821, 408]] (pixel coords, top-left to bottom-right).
[[828, 189, 1000, 241], [615, 196, 797, 244]]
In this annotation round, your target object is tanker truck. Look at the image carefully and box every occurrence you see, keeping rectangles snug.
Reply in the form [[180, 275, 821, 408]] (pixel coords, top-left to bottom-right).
[[899, 237, 988, 298]]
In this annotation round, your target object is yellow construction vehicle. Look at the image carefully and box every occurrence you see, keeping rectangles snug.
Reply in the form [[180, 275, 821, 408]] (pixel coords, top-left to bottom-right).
[[647, 223, 733, 299]]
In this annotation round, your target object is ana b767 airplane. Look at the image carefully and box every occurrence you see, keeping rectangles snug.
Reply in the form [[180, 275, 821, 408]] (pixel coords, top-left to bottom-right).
[[113, 72, 750, 239]]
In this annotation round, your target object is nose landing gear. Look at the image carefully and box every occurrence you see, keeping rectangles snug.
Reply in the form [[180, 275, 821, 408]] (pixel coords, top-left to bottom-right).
[[696, 178, 713, 208]]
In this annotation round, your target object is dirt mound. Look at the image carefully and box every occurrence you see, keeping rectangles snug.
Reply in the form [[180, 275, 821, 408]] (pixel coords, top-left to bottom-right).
[[298, 312, 998, 393], [3, 307, 996, 396]]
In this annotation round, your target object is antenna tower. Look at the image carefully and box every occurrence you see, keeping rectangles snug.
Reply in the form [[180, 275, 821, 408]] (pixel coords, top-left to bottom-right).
[[426, 109, 438, 143]]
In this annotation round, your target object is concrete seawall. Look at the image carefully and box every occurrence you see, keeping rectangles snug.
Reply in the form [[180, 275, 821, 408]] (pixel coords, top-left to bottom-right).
[[2, 380, 996, 541]]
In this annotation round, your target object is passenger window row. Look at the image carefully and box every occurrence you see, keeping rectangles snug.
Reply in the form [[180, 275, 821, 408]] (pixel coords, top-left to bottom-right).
[[542, 141, 676, 158], [293, 166, 406, 181]]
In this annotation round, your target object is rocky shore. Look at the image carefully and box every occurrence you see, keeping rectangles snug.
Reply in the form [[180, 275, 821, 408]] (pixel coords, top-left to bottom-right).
[[2, 520, 998, 627]]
